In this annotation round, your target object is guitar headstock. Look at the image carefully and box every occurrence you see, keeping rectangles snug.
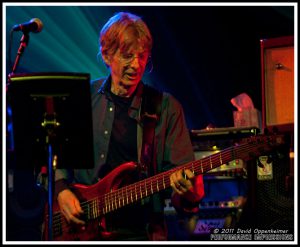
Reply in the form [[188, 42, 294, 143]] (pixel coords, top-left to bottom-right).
[[237, 133, 287, 162], [241, 133, 285, 146]]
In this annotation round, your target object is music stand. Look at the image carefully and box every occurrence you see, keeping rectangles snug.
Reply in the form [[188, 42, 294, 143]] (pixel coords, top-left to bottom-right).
[[7, 72, 95, 240]]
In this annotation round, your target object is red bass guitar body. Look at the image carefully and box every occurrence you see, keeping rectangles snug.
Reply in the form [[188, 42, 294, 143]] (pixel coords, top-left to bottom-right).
[[43, 162, 138, 241]]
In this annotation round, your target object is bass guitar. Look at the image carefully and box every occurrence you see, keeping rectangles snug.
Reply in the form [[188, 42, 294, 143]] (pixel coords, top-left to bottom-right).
[[42, 134, 284, 240]]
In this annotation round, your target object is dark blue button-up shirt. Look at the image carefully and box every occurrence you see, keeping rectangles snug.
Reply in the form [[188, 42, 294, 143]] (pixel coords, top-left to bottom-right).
[[55, 76, 202, 212]]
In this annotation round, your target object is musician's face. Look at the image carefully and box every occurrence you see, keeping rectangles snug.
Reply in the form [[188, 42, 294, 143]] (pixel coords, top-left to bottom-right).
[[104, 28, 150, 90]]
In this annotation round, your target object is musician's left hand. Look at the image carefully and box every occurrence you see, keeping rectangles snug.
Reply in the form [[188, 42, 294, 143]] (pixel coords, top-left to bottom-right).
[[169, 169, 195, 196]]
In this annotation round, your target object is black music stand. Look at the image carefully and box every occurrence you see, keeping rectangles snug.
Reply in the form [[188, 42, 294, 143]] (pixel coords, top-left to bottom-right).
[[7, 72, 95, 240]]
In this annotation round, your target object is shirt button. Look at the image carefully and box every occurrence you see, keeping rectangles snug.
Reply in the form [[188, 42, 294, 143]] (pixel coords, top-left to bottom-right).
[[104, 130, 108, 135], [100, 154, 105, 159], [109, 107, 113, 112]]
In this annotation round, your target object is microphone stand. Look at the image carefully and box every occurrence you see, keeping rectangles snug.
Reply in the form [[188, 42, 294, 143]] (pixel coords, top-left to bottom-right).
[[7, 31, 57, 240], [10, 32, 30, 75], [42, 107, 59, 241]]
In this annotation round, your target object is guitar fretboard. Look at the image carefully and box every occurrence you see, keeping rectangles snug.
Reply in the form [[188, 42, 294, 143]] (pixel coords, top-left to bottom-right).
[[80, 135, 276, 219]]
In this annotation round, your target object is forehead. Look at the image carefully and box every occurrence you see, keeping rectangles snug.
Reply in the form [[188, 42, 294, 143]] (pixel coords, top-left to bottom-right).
[[119, 27, 150, 53]]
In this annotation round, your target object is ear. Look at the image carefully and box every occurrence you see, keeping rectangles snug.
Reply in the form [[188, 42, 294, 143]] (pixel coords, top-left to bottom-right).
[[102, 53, 111, 66]]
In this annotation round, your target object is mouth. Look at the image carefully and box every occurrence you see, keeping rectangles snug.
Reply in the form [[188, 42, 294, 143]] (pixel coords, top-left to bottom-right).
[[125, 72, 139, 80]]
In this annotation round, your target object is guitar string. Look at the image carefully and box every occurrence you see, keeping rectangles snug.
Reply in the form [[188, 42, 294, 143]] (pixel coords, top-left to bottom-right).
[[49, 137, 274, 235], [49, 139, 266, 229], [93, 140, 265, 212], [68, 135, 270, 214], [50, 142, 267, 236]]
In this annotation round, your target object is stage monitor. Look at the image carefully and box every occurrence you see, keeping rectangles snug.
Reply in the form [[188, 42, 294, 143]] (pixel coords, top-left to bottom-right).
[[7, 72, 94, 170]]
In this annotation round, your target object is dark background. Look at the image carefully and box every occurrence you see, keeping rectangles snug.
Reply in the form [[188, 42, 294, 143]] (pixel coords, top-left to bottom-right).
[[4, 4, 296, 241], [5, 5, 295, 130], [120, 6, 294, 129]]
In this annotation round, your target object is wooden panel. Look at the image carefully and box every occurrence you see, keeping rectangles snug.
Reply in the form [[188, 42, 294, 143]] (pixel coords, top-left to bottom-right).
[[264, 46, 294, 126], [260, 36, 294, 128]]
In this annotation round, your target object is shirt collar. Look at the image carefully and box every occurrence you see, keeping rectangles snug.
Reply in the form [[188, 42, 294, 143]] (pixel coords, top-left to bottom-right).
[[98, 74, 144, 111]]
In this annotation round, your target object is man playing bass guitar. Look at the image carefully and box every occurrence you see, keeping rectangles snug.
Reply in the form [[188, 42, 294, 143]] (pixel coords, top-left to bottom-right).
[[53, 12, 204, 241]]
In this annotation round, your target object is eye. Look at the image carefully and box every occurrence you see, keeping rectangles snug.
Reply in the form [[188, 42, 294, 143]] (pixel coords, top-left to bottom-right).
[[122, 53, 133, 60], [139, 54, 147, 60]]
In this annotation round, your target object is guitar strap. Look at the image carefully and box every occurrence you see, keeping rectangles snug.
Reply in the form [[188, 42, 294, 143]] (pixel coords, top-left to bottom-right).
[[140, 85, 163, 177]]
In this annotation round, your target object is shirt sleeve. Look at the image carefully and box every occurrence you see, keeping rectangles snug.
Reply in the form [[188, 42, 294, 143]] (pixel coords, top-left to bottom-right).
[[54, 168, 71, 199]]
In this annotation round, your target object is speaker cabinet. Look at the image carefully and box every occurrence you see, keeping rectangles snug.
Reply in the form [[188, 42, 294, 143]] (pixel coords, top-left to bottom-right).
[[238, 146, 294, 235], [6, 170, 46, 241], [260, 36, 294, 131], [257, 36, 294, 235]]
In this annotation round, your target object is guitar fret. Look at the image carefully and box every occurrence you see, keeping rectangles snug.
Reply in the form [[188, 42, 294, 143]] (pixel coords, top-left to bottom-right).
[[145, 181, 148, 197], [92, 200, 95, 218], [220, 152, 223, 165], [201, 160, 203, 173], [114, 194, 117, 210], [95, 199, 98, 217], [140, 183, 142, 199], [122, 189, 125, 206], [126, 187, 129, 205], [191, 162, 195, 174], [91, 200, 93, 218], [151, 181, 153, 194], [95, 199, 100, 218], [156, 180, 159, 191], [109, 196, 112, 212], [163, 175, 165, 189], [106, 195, 109, 213], [131, 190, 133, 203], [135, 184, 138, 201], [105, 196, 107, 214], [87, 201, 90, 219]]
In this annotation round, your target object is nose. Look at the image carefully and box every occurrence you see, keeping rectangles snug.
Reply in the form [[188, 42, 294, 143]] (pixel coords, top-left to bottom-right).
[[128, 55, 141, 68]]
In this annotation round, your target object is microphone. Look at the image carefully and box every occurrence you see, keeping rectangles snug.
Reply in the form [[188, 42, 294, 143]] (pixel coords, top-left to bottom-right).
[[12, 18, 43, 33]]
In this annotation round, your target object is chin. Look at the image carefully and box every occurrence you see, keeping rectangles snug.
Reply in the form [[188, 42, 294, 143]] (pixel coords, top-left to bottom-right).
[[123, 78, 140, 86]]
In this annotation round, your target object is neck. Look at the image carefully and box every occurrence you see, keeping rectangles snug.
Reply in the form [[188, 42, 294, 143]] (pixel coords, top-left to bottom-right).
[[111, 82, 137, 97]]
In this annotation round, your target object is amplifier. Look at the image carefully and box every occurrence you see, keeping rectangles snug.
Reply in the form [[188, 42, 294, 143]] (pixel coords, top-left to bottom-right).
[[260, 35, 294, 131], [165, 127, 255, 240]]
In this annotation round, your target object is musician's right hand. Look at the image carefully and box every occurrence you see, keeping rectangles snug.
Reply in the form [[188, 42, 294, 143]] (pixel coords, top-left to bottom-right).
[[57, 189, 85, 225]]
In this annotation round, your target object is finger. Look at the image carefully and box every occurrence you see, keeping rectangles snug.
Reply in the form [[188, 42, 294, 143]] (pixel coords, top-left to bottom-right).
[[69, 214, 85, 225], [63, 205, 85, 225], [170, 175, 182, 194], [173, 169, 193, 191], [173, 170, 186, 186], [177, 183, 188, 193], [170, 175, 176, 190], [175, 169, 191, 187], [183, 169, 195, 180], [74, 198, 84, 214], [173, 185, 183, 195]]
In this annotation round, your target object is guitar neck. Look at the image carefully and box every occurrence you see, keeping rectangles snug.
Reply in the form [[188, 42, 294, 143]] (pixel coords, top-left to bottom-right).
[[95, 136, 269, 217], [46, 134, 283, 240]]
